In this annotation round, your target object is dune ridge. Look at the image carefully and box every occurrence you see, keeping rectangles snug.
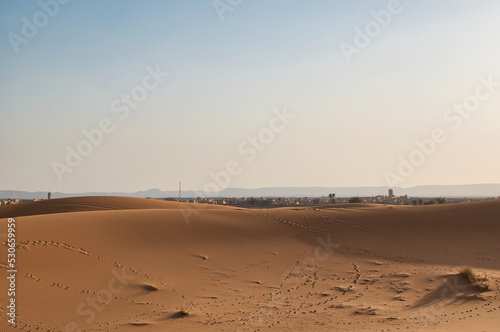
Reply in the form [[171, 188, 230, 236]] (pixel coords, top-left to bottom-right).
[[0, 196, 236, 218]]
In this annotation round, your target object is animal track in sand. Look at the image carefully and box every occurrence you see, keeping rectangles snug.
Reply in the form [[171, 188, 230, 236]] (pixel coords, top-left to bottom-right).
[[241, 210, 321, 235], [145, 233, 181, 248], [2, 239, 95, 257], [390, 280, 411, 293], [24, 273, 41, 281], [352, 262, 361, 284], [50, 282, 70, 290], [307, 210, 344, 233], [2, 239, 117, 266], [77, 248, 91, 255], [354, 306, 378, 315]]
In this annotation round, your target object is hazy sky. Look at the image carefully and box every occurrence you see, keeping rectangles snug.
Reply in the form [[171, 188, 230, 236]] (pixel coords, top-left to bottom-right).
[[1, 0, 500, 193]]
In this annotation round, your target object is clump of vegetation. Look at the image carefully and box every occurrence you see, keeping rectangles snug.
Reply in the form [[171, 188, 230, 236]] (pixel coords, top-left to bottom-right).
[[460, 266, 475, 282], [460, 266, 489, 291], [436, 197, 447, 204], [349, 197, 363, 203], [328, 193, 336, 203]]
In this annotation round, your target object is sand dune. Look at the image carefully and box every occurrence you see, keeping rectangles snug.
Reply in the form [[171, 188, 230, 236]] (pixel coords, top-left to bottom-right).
[[1, 197, 499, 331], [0, 196, 236, 218]]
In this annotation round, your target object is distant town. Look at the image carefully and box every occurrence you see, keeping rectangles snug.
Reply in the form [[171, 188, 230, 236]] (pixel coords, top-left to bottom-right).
[[170, 190, 491, 207], [2, 189, 498, 207]]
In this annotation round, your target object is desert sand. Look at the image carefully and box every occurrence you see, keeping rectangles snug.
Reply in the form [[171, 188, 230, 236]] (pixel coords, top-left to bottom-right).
[[1, 196, 499, 331]]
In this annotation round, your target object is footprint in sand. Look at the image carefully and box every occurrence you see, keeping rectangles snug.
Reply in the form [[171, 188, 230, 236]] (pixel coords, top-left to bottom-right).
[[61, 243, 75, 250], [50, 282, 70, 290], [24, 273, 41, 281], [78, 248, 92, 255]]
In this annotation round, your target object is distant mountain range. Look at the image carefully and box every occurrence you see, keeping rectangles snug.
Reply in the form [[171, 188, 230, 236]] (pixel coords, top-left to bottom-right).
[[2, 184, 500, 200]]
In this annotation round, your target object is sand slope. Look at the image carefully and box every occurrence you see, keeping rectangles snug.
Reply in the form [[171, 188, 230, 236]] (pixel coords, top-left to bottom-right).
[[1, 197, 499, 331], [0, 196, 236, 218]]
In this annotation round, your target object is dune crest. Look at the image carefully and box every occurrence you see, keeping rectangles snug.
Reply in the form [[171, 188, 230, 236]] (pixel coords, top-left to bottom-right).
[[0, 196, 236, 218]]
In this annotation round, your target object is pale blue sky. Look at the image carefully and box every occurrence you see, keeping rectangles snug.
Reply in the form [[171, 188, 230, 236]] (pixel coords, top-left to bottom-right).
[[1, 0, 500, 193]]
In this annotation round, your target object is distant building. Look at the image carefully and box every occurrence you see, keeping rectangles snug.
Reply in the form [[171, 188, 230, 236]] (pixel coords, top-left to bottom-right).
[[388, 189, 394, 198], [48, 192, 52, 200]]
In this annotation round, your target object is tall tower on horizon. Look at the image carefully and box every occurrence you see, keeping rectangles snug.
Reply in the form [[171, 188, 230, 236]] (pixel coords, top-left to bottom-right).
[[388, 188, 394, 198], [48, 192, 52, 200], [179, 181, 181, 201]]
